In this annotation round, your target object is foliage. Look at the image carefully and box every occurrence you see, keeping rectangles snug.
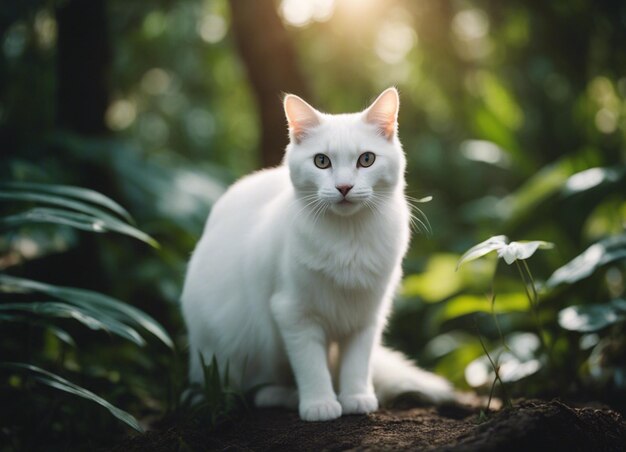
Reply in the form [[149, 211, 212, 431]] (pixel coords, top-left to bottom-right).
[[176, 355, 249, 431], [456, 235, 552, 401], [1, 362, 142, 432], [0, 184, 172, 445], [1, 0, 626, 447]]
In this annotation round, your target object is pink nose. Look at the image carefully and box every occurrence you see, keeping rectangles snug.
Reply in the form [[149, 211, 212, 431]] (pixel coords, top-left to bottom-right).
[[336, 185, 353, 197]]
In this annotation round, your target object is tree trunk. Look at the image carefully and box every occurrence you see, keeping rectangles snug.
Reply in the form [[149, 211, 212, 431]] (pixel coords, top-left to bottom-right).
[[55, 0, 110, 134], [229, 0, 310, 168]]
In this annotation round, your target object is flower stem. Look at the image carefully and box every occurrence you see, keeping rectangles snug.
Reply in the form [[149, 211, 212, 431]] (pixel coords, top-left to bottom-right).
[[474, 317, 512, 409], [515, 260, 548, 352]]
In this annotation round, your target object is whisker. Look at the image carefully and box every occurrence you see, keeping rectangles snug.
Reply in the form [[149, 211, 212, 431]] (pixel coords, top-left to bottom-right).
[[369, 193, 432, 235]]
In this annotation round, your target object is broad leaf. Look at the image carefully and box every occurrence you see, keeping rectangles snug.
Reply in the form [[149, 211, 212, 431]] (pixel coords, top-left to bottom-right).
[[1, 207, 159, 248], [0, 312, 77, 346], [456, 235, 507, 270], [439, 293, 529, 322], [562, 166, 625, 196], [0, 302, 145, 346], [558, 299, 626, 332], [0, 190, 125, 224], [0, 362, 142, 431], [547, 234, 626, 287], [0, 275, 173, 349], [0, 182, 134, 223]]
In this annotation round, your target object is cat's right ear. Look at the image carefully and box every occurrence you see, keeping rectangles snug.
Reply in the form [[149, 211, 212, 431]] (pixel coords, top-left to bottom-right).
[[284, 94, 321, 143]]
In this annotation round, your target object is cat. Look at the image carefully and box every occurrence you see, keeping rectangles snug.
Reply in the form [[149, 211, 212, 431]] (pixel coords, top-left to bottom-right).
[[181, 88, 453, 422]]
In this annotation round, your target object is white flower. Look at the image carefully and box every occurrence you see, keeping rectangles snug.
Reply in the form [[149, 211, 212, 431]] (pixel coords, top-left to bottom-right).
[[457, 235, 554, 269]]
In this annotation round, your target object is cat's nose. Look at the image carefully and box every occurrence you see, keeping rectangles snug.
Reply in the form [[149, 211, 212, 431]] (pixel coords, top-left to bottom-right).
[[336, 185, 353, 197]]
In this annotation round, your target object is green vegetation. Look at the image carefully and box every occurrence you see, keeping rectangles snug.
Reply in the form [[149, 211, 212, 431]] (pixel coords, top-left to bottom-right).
[[1, 0, 625, 449], [177, 355, 250, 431]]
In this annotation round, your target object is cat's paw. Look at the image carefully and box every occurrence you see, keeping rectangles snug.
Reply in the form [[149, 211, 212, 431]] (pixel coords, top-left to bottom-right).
[[338, 393, 378, 415], [299, 399, 342, 422]]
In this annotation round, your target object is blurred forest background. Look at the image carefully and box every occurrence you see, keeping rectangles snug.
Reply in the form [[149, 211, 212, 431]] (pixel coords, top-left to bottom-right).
[[1, 0, 626, 449]]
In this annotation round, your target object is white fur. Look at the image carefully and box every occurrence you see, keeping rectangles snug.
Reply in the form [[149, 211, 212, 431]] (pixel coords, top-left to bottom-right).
[[180, 88, 453, 422]]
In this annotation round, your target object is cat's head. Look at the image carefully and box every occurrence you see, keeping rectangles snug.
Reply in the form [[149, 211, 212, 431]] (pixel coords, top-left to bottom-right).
[[283, 88, 405, 217]]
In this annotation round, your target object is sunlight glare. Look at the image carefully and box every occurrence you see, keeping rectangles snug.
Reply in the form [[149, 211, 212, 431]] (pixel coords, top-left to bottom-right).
[[452, 9, 489, 41], [198, 14, 228, 43], [595, 108, 618, 134], [280, 0, 335, 27], [141, 68, 171, 95], [105, 99, 137, 131], [34, 11, 57, 49], [460, 140, 511, 167], [452, 8, 492, 60], [375, 18, 416, 64], [312, 0, 335, 21]]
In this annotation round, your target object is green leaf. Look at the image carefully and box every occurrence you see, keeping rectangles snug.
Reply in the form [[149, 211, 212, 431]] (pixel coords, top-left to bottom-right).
[[0, 182, 134, 223], [558, 299, 626, 332], [456, 235, 507, 270], [403, 254, 464, 301], [0, 312, 77, 346], [440, 293, 529, 322], [0, 312, 24, 321], [472, 109, 524, 166], [47, 325, 76, 347], [403, 253, 495, 302], [501, 158, 573, 229], [465, 334, 542, 387], [0, 301, 145, 346], [0, 207, 159, 248], [434, 340, 484, 386], [480, 73, 524, 131], [562, 166, 625, 196], [0, 275, 173, 349], [0, 362, 142, 431], [0, 190, 122, 223], [547, 233, 626, 287]]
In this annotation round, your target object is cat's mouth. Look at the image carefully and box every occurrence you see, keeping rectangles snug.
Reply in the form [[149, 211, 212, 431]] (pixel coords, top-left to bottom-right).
[[330, 197, 364, 216]]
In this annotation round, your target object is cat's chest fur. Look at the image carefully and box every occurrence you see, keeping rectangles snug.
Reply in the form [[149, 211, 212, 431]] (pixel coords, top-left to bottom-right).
[[288, 199, 408, 291]]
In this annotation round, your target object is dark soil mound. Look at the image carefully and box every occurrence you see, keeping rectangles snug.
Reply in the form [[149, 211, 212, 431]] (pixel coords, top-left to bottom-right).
[[114, 399, 626, 451]]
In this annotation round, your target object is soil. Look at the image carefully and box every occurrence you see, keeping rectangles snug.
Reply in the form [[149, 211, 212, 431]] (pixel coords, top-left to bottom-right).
[[114, 399, 626, 451]]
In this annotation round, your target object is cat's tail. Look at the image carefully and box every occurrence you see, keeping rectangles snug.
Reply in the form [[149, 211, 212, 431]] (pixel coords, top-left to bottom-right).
[[372, 345, 455, 406]]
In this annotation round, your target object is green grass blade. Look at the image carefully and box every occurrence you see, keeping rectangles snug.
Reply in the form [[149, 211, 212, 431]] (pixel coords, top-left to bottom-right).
[[0, 275, 173, 349], [0, 182, 134, 223], [0, 362, 142, 432]]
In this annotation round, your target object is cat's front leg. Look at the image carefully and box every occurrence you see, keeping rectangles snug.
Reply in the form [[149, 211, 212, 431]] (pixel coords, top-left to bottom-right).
[[338, 325, 379, 415], [271, 295, 342, 422]]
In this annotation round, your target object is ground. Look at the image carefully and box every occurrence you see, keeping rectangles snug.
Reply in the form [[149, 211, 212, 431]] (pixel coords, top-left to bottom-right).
[[114, 399, 626, 451]]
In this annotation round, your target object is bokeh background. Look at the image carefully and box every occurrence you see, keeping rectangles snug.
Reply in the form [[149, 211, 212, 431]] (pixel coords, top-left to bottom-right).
[[1, 0, 625, 448]]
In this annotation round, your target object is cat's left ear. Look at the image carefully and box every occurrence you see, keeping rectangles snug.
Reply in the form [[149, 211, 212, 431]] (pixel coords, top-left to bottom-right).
[[363, 87, 399, 140]]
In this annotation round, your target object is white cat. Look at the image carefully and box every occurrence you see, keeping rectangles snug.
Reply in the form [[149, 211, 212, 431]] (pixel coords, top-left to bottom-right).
[[181, 88, 453, 422]]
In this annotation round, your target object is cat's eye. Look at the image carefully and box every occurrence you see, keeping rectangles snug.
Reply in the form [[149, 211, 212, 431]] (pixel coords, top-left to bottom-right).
[[358, 152, 376, 168], [314, 154, 331, 169]]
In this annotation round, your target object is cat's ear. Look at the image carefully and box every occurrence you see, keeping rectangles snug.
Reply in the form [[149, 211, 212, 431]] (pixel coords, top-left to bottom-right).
[[284, 94, 321, 143], [363, 87, 399, 140]]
